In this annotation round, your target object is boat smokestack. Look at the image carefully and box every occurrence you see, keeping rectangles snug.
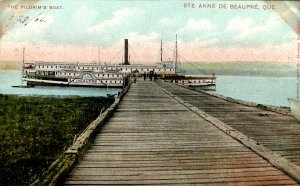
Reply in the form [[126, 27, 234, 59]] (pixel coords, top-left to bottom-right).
[[124, 39, 129, 65]]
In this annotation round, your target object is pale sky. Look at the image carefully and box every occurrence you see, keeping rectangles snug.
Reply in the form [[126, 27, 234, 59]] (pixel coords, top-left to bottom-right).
[[0, 0, 299, 64]]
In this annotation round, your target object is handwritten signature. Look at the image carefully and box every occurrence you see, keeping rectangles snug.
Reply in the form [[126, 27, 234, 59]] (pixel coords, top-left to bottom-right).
[[6, 13, 46, 28]]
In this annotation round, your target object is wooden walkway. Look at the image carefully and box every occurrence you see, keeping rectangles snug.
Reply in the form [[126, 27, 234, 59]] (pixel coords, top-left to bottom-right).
[[156, 81, 300, 167], [64, 80, 297, 185]]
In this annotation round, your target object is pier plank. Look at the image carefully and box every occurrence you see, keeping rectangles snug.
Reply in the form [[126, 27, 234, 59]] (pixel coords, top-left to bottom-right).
[[156, 81, 300, 165], [64, 80, 298, 185]]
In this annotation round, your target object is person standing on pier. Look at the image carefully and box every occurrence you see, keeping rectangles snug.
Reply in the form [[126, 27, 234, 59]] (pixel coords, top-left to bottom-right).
[[154, 73, 157, 81], [149, 72, 153, 81]]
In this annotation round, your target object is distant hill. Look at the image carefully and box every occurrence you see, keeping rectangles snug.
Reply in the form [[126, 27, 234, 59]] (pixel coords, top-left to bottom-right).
[[180, 61, 296, 77], [0, 61, 22, 71], [0, 60, 297, 77]]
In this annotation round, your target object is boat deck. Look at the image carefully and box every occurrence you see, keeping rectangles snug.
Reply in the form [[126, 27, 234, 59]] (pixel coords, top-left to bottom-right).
[[64, 80, 298, 185]]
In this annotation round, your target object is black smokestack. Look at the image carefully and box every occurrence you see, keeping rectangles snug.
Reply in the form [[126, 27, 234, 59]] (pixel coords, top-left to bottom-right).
[[124, 39, 129, 65]]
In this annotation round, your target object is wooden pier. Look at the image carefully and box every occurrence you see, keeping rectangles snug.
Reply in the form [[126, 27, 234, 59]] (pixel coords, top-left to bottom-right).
[[156, 81, 300, 167], [63, 80, 299, 185]]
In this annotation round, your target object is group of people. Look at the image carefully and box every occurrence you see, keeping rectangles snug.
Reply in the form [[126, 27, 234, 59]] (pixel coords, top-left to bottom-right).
[[143, 72, 157, 81]]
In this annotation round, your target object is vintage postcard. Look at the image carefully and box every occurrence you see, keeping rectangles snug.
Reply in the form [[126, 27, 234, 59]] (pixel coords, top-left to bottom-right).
[[1, 0, 300, 185]]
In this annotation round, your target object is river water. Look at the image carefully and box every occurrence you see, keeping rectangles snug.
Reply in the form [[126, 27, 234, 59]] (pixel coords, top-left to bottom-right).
[[0, 71, 296, 107], [215, 75, 296, 107], [0, 71, 121, 97]]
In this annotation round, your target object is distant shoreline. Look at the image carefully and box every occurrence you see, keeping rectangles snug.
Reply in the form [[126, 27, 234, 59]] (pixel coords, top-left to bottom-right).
[[0, 61, 296, 77]]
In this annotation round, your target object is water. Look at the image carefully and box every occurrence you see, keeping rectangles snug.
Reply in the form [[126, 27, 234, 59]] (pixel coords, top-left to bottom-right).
[[0, 71, 297, 107], [0, 71, 121, 97], [215, 76, 296, 107]]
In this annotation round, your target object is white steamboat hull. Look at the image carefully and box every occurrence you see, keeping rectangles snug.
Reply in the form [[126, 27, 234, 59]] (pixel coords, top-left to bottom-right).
[[288, 98, 300, 121], [190, 84, 216, 91], [22, 78, 124, 87]]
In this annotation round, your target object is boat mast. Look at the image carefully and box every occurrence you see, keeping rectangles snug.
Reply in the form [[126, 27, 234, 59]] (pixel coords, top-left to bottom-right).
[[23, 48, 25, 64], [297, 20, 300, 99], [98, 47, 100, 65], [175, 34, 178, 74], [160, 39, 163, 62], [297, 55, 299, 99], [21, 48, 25, 83]]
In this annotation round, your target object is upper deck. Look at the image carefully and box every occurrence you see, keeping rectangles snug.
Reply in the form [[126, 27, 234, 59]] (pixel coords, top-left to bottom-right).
[[28, 62, 176, 74]]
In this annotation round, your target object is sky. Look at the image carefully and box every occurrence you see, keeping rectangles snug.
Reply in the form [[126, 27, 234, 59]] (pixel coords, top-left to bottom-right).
[[0, 0, 299, 64]]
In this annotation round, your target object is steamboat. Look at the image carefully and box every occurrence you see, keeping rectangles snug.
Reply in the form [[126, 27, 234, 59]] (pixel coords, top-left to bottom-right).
[[22, 61, 175, 88], [21, 38, 216, 89]]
